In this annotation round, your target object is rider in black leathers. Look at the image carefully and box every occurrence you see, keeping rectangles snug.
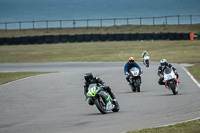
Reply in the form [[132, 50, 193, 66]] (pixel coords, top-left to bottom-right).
[[158, 59, 179, 85], [84, 72, 116, 105]]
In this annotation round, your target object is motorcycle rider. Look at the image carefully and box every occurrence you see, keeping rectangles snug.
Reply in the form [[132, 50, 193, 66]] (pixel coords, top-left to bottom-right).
[[124, 57, 142, 83], [141, 50, 149, 64], [157, 59, 179, 85], [84, 72, 116, 105]]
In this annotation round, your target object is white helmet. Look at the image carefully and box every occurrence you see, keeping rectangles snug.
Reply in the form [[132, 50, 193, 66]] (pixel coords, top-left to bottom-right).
[[160, 59, 167, 67]]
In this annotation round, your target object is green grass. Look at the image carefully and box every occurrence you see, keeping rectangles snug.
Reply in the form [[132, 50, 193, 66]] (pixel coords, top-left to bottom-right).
[[0, 40, 199, 63], [127, 119, 200, 133], [0, 72, 52, 85], [187, 63, 200, 82], [0, 24, 200, 37]]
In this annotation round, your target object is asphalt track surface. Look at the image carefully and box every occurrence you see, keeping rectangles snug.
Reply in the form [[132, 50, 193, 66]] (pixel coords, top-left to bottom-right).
[[0, 62, 200, 133]]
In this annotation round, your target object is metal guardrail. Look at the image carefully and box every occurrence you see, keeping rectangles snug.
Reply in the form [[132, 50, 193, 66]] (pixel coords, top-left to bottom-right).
[[0, 15, 200, 30]]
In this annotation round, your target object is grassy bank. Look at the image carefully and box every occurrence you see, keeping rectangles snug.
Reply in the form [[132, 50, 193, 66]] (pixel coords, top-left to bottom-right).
[[127, 119, 200, 133], [187, 63, 200, 82], [0, 24, 200, 37], [0, 40, 199, 63], [0, 72, 52, 85]]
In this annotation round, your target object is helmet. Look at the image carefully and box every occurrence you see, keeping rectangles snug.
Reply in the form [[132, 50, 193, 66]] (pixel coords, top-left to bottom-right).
[[160, 59, 167, 67], [129, 57, 135, 64], [143, 50, 147, 54], [84, 72, 93, 82]]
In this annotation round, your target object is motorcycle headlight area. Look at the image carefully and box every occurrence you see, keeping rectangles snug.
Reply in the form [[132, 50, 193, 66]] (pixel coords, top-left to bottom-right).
[[88, 87, 96, 96], [131, 70, 139, 76]]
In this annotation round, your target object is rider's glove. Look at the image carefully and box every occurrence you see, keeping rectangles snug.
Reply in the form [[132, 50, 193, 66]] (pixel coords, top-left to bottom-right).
[[140, 69, 143, 74], [125, 72, 129, 77]]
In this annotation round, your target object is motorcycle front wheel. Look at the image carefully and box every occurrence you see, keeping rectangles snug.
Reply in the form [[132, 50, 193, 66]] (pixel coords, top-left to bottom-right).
[[168, 81, 178, 95], [136, 79, 141, 92], [112, 100, 120, 112], [95, 98, 107, 114]]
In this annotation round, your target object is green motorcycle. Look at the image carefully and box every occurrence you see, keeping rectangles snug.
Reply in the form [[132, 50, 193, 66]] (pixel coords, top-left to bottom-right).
[[86, 84, 119, 114]]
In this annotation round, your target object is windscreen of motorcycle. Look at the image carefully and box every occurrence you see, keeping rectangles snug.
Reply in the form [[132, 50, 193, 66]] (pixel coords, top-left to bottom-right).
[[144, 55, 150, 60], [164, 68, 176, 80], [87, 84, 98, 97], [130, 67, 139, 76]]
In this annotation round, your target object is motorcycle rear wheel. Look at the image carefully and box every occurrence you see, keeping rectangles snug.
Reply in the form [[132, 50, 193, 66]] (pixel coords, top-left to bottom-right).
[[146, 60, 149, 67]]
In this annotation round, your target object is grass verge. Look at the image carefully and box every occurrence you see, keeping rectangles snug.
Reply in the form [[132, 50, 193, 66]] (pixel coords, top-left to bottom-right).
[[187, 64, 200, 82], [127, 119, 200, 133], [0, 40, 199, 63], [0, 72, 53, 85]]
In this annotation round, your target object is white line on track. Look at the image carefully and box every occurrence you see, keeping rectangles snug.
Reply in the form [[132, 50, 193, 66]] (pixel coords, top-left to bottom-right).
[[181, 64, 200, 88]]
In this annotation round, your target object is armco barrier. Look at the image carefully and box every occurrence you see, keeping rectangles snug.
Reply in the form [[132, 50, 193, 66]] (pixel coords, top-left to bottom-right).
[[138, 33, 145, 40], [161, 33, 169, 40], [130, 33, 138, 40], [69, 35, 76, 42], [183, 33, 190, 40], [92, 34, 101, 42], [115, 34, 123, 41], [21, 36, 29, 44], [45, 35, 53, 44], [0, 33, 195, 45], [169, 33, 177, 40], [29, 36, 37, 44], [145, 33, 153, 40], [176, 33, 183, 40], [0, 38, 5, 45], [153, 33, 161, 40], [60, 35, 69, 43], [123, 33, 130, 41], [76, 34, 84, 42], [37, 36, 45, 44], [13, 37, 21, 45], [84, 34, 92, 42], [108, 34, 115, 41], [53, 35, 61, 43], [100, 34, 108, 41], [5, 37, 13, 45]]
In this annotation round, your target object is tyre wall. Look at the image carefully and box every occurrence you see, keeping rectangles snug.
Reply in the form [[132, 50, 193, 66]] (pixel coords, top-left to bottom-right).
[[0, 33, 196, 45]]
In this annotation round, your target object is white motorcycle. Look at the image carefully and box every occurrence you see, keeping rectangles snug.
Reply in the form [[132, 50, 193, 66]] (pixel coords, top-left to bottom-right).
[[143, 54, 150, 67], [129, 67, 142, 92], [163, 68, 179, 95]]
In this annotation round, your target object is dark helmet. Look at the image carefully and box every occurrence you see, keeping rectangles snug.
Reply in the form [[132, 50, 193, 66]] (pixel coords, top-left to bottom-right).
[[160, 59, 167, 68], [129, 57, 135, 64], [84, 72, 93, 82]]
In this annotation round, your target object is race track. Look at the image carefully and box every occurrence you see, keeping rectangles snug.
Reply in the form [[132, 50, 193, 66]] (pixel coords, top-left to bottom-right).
[[0, 62, 200, 133]]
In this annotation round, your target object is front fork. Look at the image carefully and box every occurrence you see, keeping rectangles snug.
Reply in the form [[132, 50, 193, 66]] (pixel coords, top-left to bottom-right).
[[130, 77, 141, 84], [165, 77, 179, 89]]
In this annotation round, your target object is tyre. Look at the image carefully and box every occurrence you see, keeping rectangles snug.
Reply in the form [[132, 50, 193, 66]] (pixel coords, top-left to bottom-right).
[[112, 101, 120, 112], [146, 60, 149, 67], [169, 81, 178, 95], [95, 98, 107, 114], [131, 84, 136, 92], [136, 79, 141, 92]]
